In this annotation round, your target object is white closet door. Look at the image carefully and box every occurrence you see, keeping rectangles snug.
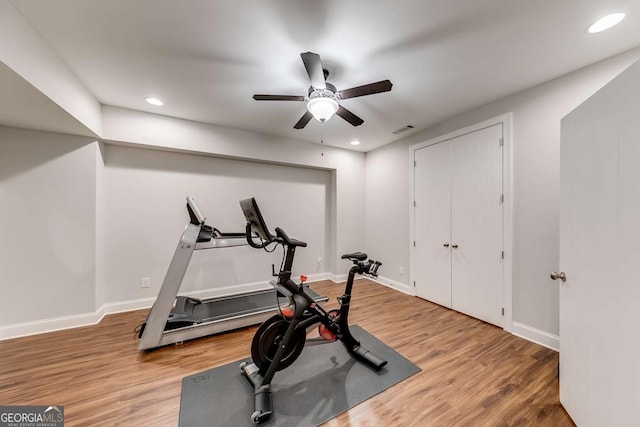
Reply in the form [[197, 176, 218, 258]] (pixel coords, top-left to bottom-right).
[[414, 140, 452, 308], [450, 124, 503, 326]]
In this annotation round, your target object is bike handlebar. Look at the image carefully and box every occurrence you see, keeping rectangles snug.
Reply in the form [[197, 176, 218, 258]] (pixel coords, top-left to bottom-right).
[[367, 260, 382, 276], [275, 227, 307, 248], [245, 222, 308, 250], [353, 259, 382, 278], [340, 252, 382, 277]]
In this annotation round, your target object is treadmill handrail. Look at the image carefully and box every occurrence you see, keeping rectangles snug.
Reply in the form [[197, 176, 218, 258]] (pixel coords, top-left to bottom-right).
[[194, 236, 249, 250]]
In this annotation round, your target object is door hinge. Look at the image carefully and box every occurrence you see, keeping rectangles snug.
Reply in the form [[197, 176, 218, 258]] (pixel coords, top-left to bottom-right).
[[499, 194, 504, 204], [413, 281, 416, 287], [502, 307, 505, 316], [413, 240, 416, 247], [414, 160, 417, 167], [413, 200, 416, 207], [501, 251, 504, 259], [499, 137, 504, 147]]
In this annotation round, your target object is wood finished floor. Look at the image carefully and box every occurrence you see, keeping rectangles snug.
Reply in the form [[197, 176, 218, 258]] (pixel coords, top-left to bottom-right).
[[0, 280, 574, 426]]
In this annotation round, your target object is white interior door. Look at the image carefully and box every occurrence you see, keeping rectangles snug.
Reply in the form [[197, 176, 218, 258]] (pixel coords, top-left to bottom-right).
[[451, 124, 504, 326], [559, 89, 640, 426], [414, 140, 452, 308]]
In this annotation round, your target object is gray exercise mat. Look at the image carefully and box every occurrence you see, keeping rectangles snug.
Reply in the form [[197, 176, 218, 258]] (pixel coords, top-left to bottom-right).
[[179, 325, 421, 427]]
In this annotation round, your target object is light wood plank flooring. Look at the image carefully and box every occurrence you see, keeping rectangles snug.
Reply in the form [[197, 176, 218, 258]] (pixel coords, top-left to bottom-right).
[[0, 280, 574, 426]]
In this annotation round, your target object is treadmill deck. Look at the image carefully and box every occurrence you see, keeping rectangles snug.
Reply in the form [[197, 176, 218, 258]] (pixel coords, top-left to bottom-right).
[[140, 286, 328, 350]]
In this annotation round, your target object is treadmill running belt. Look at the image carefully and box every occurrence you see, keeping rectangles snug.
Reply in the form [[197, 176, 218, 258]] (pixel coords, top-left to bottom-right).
[[189, 288, 325, 322]]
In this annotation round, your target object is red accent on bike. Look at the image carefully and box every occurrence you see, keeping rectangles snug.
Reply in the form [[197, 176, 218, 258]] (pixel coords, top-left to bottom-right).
[[300, 275, 307, 283], [280, 306, 294, 317], [318, 324, 337, 341]]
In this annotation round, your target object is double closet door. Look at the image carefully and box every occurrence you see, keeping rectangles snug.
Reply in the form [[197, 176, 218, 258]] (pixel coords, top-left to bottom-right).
[[413, 124, 504, 327]]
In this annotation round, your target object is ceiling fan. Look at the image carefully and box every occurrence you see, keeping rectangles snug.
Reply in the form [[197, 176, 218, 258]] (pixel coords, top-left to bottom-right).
[[253, 52, 393, 129]]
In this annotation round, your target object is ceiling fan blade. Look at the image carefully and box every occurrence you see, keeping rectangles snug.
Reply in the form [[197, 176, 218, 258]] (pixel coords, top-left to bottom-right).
[[337, 80, 393, 99], [336, 105, 364, 127], [294, 111, 313, 129], [253, 94, 306, 101], [300, 52, 326, 89]]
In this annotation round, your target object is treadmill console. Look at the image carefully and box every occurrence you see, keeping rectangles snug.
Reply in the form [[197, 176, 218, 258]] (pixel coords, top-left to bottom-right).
[[186, 196, 206, 225]]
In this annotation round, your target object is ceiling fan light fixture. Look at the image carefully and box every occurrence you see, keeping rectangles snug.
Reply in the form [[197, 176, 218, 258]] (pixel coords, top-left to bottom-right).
[[307, 97, 339, 123]]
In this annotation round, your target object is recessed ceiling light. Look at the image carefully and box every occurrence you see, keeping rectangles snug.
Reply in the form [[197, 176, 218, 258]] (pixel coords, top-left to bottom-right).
[[145, 97, 164, 106], [350, 140, 360, 146], [587, 12, 626, 33]]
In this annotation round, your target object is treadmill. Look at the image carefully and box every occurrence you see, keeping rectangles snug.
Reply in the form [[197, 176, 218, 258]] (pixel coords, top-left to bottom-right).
[[137, 197, 327, 350]]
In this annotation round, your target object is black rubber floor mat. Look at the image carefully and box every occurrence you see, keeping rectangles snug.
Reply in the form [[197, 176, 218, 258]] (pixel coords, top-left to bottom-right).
[[179, 325, 421, 426]]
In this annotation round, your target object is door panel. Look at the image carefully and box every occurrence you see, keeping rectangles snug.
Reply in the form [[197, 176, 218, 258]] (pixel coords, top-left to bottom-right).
[[413, 123, 503, 326], [451, 124, 503, 326], [560, 102, 640, 426], [614, 111, 640, 425], [414, 141, 452, 307], [559, 115, 589, 425]]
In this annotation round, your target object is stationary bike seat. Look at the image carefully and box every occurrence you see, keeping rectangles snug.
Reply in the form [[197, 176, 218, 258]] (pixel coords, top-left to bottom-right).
[[341, 252, 367, 261]]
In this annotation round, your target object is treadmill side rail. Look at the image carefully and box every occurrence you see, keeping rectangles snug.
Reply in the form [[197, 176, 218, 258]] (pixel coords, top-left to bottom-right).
[[194, 236, 248, 250], [138, 223, 199, 350]]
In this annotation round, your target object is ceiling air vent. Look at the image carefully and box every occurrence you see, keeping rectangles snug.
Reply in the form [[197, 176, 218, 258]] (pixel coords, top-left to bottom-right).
[[392, 125, 415, 135]]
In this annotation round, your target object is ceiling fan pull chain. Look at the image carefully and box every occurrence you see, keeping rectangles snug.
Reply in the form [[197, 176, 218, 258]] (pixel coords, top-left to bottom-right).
[[320, 131, 324, 157]]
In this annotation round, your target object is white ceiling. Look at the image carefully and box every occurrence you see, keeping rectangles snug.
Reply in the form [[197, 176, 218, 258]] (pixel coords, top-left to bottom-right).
[[9, 0, 640, 152], [0, 62, 93, 136]]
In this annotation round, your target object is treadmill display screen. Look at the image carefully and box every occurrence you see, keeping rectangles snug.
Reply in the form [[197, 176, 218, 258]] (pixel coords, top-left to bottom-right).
[[239, 198, 273, 242]]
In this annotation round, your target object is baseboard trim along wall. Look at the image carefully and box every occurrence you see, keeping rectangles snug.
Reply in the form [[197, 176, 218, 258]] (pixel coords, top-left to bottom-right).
[[372, 275, 413, 295], [325, 273, 345, 283], [1, 274, 559, 353], [0, 309, 107, 341], [0, 273, 332, 341], [512, 321, 559, 352]]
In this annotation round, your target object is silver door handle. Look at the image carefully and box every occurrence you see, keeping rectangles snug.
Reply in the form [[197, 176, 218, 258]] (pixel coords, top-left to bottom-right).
[[550, 272, 566, 282], [451, 243, 459, 249], [443, 243, 450, 247]]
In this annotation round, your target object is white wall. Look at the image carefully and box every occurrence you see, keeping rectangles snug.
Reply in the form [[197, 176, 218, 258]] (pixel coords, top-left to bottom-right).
[[95, 142, 106, 309], [102, 106, 367, 277], [0, 105, 366, 338], [0, 2, 101, 136], [365, 47, 640, 340], [0, 127, 99, 326], [104, 144, 331, 304]]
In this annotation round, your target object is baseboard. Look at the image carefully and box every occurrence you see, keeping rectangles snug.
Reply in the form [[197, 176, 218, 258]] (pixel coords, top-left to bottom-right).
[[512, 321, 559, 352], [327, 273, 347, 283], [303, 272, 332, 283], [372, 275, 413, 295], [0, 273, 334, 341], [0, 310, 106, 341], [322, 273, 413, 295], [101, 297, 157, 315], [8, 275, 550, 349]]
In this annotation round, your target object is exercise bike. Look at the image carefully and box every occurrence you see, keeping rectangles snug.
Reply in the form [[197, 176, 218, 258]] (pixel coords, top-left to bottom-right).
[[238, 197, 387, 424]]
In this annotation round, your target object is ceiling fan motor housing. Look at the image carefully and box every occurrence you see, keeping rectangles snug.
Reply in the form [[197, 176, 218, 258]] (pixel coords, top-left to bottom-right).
[[308, 82, 337, 100]]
